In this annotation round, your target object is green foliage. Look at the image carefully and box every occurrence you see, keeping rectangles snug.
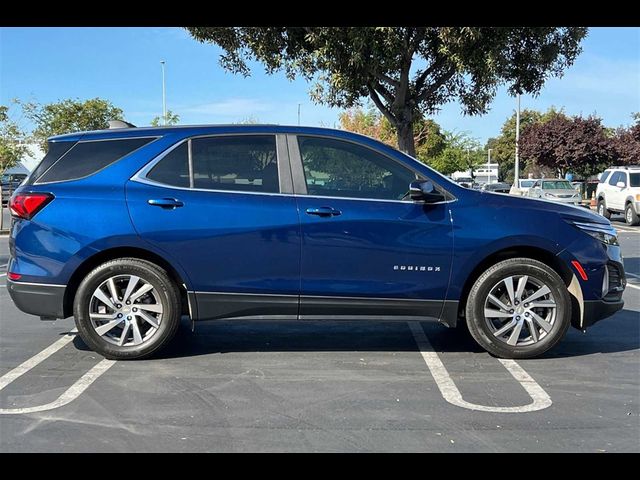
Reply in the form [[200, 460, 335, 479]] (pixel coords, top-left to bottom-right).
[[150, 110, 180, 126], [186, 27, 587, 155], [18, 98, 124, 152], [0, 105, 29, 174], [433, 131, 484, 176]]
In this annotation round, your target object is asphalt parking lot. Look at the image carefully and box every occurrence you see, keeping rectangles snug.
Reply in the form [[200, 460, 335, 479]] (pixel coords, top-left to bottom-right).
[[0, 213, 638, 452]]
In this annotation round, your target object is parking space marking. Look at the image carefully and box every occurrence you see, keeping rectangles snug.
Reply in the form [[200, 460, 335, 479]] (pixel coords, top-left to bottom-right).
[[408, 321, 552, 413], [0, 329, 116, 415], [626, 283, 640, 291]]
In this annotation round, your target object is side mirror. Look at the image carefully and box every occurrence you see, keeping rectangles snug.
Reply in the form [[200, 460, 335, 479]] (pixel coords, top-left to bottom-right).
[[409, 180, 445, 203], [616, 181, 626, 188]]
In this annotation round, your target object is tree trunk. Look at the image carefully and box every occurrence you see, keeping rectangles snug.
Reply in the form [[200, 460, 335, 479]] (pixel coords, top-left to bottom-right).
[[396, 121, 416, 157]]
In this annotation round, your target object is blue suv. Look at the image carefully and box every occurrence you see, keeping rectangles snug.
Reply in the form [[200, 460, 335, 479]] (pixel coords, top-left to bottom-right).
[[6, 124, 626, 360]]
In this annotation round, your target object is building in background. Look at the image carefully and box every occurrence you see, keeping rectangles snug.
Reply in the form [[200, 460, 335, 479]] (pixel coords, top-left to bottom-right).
[[452, 162, 499, 184]]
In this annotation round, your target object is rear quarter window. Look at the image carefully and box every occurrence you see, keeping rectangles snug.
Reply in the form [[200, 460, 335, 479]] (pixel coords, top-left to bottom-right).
[[35, 137, 155, 184], [25, 141, 76, 186]]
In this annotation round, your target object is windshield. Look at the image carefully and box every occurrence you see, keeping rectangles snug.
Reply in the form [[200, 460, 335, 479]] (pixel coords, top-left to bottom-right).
[[630, 173, 640, 187], [520, 180, 535, 188], [542, 180, 573, 190], [457, 177, 473, 182]]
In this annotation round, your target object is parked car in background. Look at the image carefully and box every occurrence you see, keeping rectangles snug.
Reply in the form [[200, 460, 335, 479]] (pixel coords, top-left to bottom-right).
[[455, 177, 476, 188], [516, 178, 539, 196], [481, 182, 511, 194], [528, 179, 582, 206], [596, 166, 640, 225], [1, 173, 28, 205], [6, 124, 625, 361]]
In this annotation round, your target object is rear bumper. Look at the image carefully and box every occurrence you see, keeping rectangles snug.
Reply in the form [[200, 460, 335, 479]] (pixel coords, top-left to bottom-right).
[[6, 279, 67, 319], [581, 298, 625, 328]]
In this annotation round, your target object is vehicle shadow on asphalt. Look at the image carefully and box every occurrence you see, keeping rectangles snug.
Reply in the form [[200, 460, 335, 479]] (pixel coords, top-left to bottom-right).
[[69, 309, 636, 361]]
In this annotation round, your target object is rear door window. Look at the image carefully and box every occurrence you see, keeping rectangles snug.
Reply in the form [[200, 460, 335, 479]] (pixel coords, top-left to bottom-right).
[[146, 143, 190, 188], [36, 137, 155, 184]]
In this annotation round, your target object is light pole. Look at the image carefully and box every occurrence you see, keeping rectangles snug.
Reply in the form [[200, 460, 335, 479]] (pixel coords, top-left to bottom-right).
[[160, 60, 167, 126], [297, 103, 301, 126], [514, 93, 521, 189], [487, 148, 493, 185]]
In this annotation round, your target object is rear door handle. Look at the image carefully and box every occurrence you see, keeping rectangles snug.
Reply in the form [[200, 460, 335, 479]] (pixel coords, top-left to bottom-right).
[[305, 206, 341, 217], [148, 198, 184, 209]]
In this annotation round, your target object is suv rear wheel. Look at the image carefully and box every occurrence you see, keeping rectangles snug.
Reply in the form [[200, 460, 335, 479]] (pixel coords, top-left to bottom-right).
[[625, 203, 640, 226], [74, 258, 182, 360], [465, 258, 571, 359], [597, 199, 611, 219]]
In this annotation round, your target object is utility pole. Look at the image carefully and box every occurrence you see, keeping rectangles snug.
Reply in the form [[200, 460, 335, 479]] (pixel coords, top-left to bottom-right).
[[514, 93, 521, 188], [160, 60, 167, 126], [297, 103, 301, 126]]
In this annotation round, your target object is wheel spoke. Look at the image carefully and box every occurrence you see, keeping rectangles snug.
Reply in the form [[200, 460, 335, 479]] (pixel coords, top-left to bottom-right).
[[137, 310, 159, 328], [95, 318, 124, 336], [525, 318, 539, 343], [507, 321, 524, 346], [530, 310, 553, 333], [515, 275, 528, 301], [93, 288, 117, 311], [107, 278, 120, 303], [90, 313, 117, 320], [488, 294, 511, 312], [131, 318, 143, 345], [136, 303, 163, 314], [119, 322, 131, 346], [493, 319, 517, 337], [484, 308, 513, 318], [121, 275, 140, 303], [503, 276, 516, 305], [529, 299, 556, 308], [522, 285, 551, 304], [129, 283, 153, 303]]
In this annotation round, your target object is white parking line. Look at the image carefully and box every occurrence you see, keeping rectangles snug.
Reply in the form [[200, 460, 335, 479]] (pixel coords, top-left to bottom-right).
[[0, 329, 116, 415], [626, 283, 640, 291], [408, 321, 552, 413]]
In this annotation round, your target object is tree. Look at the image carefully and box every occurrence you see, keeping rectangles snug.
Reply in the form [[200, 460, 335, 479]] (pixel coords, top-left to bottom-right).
[[0, 105, 30, 230], [186, 27, 587, 156], [610, 114, 640, 166], [18, 98, 124, 152], [520, 114, 615, 178], [338, 106, 446, 164], [150, 110, 180, 126], [434, 131, 484, 177]]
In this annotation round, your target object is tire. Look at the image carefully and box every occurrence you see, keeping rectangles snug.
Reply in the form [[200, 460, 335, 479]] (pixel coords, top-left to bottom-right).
[[73, 258, 182, 360], [465, 258, 571, 359], [597, 199, 611, 219], [625, 203, 640, 226]]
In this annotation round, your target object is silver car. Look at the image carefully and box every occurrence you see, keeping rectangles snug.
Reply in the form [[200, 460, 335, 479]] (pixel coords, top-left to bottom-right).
[[527, 179, 582, 205]]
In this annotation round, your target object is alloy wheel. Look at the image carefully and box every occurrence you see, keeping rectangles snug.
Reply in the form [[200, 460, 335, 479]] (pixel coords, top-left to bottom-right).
[[88, 275, 163, 347], [483, 275, 557, 347]]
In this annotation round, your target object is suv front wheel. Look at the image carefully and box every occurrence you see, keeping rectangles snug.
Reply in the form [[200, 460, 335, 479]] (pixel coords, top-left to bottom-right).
[[625, 203, 640, 226], [74, 258, 182, 360], [597, 199, 611, 219], [465, 258, 571, 359]]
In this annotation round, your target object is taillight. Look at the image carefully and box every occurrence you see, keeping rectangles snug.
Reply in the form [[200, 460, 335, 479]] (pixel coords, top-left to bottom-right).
[[7, 272, 22, 281], [9, 192, 54, 220]]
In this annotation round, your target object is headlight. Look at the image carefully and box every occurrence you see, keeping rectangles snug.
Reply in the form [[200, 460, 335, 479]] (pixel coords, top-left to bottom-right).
[[572, 221, 619, 245]]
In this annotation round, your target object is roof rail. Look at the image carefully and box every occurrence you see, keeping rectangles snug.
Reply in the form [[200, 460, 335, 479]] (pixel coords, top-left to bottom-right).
[[108, 120, 137, 129], [609, 165, 640, 169]]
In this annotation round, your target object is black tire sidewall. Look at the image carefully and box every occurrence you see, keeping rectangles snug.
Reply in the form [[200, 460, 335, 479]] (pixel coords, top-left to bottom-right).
[[625, 204, 639, 225], [598, 200, 611, 219], [465, 258, 571, 359], [74, 259, 181, 360]]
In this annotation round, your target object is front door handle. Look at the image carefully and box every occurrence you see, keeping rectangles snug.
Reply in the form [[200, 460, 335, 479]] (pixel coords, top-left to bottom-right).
[[148, 198, 184, 209], [305, 206, 341, 217]]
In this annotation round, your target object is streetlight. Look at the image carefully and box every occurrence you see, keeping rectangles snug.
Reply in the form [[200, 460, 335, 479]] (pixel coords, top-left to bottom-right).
[[514, 93, 521, 190], [487, 148, 493, 185], [160, 60, 167, 126], [297, 103, 301, 126]]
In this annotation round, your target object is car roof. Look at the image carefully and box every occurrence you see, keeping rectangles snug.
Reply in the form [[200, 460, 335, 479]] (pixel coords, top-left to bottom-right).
[[47, 124, 371, 143]]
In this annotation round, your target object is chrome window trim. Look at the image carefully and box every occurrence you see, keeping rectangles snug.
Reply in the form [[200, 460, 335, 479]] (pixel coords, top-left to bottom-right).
[[34, 136, 161, 186]]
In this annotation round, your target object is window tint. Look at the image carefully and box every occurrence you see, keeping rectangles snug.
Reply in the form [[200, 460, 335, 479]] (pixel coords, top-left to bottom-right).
[[599, 171, 611, 183], [146, 143, 190, 188], [25, 141, 76, 185], [630, 173, 640, 187], [542, 180, 572, 189], [609, 172, 622, 186], [297, 136, 417, 200], [191, 136, 279, 193], [37, 138, 154, 184]]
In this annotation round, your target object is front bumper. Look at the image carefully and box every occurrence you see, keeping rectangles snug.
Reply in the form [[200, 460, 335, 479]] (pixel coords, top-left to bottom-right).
[[6, 279, 67, 319], [581, 298, 625, 328]]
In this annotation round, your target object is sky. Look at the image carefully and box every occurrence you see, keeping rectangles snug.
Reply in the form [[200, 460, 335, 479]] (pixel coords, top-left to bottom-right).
[[1, 27, 638, 155]]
